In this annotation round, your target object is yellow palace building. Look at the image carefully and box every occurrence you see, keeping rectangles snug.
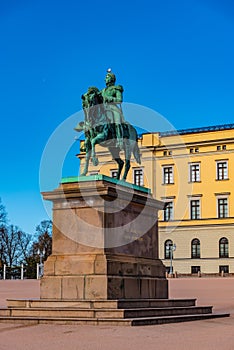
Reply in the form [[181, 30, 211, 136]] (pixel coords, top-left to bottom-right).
[[77, 124, 234, 275]]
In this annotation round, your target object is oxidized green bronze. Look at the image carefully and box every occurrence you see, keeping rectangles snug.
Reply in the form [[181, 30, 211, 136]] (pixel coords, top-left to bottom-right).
[[101, 71, 125, 148], [75, 70, 141, 180]]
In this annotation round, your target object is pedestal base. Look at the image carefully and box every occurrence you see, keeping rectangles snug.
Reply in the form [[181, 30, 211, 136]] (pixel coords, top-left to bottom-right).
[[41, 176, 167, 300], [41, 254, 168, 299]]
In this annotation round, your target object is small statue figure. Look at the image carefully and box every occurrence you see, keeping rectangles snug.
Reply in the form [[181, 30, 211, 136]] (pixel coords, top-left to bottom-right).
[[101, 69, 125, 148]]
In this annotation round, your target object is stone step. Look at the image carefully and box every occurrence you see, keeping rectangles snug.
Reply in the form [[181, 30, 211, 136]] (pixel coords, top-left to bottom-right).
[[118, 299, 197, 309], [124, 306, 213, 318], [7, 298, 197, 309], [0, 312, 229, 326], [0, 306, 213, 319], [131, 313, 230, 326]]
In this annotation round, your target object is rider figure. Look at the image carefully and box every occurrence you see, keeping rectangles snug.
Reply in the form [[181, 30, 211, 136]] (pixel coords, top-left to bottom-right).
[[101, 69, 125, 148]]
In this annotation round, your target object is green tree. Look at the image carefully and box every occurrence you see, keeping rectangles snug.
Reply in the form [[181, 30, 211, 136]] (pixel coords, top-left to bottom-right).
[[24, 256, 37, 279], [21, 220, 52, 279]]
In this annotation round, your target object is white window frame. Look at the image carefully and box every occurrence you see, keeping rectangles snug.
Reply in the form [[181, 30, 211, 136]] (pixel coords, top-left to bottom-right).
[[190, 198, 201, 220], [133, 168, 144, 186], [216, 195, 229, 218], [89, 171, 99, 176], [164, 201, 174, 221], [162, 165, 174, 184], [191, 238, 201, 259], [189, 163, 200, 182], [216, 160, 228, 180], [219, 238, 229, 258]]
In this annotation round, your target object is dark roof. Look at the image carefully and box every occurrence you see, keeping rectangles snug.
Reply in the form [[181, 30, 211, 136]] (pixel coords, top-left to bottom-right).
[[159, 123, 234, 137], [76, 123, 234, 141]]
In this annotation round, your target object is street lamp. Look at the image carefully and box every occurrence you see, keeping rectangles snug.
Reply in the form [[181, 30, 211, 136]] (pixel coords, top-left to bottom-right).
[[37, 248, 45, 278], [166, 243, 176, 275]]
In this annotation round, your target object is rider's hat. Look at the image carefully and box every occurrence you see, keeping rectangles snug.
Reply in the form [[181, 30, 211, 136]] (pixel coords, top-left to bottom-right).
[[106, 68, 116, 83]]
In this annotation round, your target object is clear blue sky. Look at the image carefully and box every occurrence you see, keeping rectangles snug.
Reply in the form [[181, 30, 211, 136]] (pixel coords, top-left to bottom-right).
[[0, 0, 234, 234]]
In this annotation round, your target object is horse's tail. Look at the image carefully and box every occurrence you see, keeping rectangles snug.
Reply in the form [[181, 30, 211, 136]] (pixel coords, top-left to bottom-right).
[[133, 140, 141, 164], [126, 123, 141, 164]]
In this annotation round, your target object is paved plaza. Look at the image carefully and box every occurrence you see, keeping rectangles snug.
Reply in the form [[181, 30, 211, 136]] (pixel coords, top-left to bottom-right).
[[0, 278, 233, 350]]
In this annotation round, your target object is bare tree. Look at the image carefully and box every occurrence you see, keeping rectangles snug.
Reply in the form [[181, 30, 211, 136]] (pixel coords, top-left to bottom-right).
[[17, 230, 32, 262], [35, 220, 52, 237], [0, 199, 33, 278], [1, 225, 19, 267], [0, 199, 9, 266], [0, 197, 7, 227], [0, 225, 32, 267]]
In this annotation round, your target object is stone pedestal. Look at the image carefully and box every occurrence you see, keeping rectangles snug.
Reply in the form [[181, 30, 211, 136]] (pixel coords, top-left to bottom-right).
[[41, 175, 168, 300], [0, 176, 228, 326]]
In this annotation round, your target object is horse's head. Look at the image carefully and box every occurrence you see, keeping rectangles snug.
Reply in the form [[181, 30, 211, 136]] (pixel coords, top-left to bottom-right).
[[82, 86, 103, 109], [81, 86, 106, 130]]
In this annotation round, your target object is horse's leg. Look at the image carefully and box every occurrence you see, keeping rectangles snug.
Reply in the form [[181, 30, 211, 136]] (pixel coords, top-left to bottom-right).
[[122, 141, 131, 181], [109, 147, 124, 180], [91, 132, 107, 166], [116, 158, 124, 180], [80, 139, 91, 176], [81, 150, 91, 175]]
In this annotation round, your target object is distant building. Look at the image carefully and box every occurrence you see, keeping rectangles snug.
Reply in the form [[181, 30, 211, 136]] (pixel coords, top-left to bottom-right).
[[77, 124, 234, 275]]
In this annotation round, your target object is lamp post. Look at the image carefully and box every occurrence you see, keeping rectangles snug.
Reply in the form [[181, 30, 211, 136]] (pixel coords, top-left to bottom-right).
[[166, 243, 176, 275], [21, 263, 24, 280], [3, 264, 6, 280], [37, 248, 45, 278]]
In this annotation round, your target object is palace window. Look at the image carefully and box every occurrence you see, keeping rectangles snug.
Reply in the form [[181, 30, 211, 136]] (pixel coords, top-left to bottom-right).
[[217, 145, 227, 151], [218, 198, 228, 218], [163, 150, 172, 156], [164, 202, 173, 221], [219, 237, 229, 258], [189, 163, 200, 182], [164, 240, 173, 260], [110, 170, 118, 179], [219, 265, 229, 274], [133, 168, 143, 186], [163, 166, 174, 184], [89, 171, 99, 176], [191, 266, 200, 274], [191, 238, 200, 259], [190, 200, 200, 220], [216, 161, 228, 180]]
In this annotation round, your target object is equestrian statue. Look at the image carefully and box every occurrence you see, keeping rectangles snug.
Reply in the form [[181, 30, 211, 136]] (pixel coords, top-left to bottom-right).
[[75, 69, 141, 180]]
